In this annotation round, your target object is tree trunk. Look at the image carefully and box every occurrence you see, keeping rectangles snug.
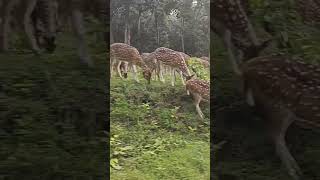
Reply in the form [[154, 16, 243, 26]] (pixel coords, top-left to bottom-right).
[[110, 27, 114, 44], [128, 26, 131, 45], [181, 17, 185, 52], [124, 3, 130, 45], [154, 7, 160, 46], [137, 8, 142, 49]]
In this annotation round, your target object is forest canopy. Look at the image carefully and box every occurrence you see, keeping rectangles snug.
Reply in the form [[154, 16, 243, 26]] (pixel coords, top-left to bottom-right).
[[111, 0, 210, 57]]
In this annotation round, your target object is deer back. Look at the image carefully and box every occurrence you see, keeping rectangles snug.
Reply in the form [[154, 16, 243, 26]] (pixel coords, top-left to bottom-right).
[[110, 43, 142, 65], [154, 47, 191, 76], [186, 78, 210, 101], [242, 55, 320, 129]]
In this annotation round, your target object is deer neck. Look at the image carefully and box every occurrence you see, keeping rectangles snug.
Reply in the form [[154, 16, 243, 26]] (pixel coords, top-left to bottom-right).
[[177, 52, 191, 77]]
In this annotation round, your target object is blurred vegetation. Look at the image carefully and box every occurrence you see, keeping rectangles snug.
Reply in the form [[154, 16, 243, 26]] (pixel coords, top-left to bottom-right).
[[212, 0, 320, 179], [187, 57, 210, 81], [0, 22, 107, 179]]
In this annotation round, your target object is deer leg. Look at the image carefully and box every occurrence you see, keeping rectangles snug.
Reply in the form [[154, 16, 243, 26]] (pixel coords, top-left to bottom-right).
[[156, 66, 161, 81], [116, 61, 124, 79], [159, 62, 165, 82], [132, 64, 139, 83], [152, 69, 157, 81], [219, 24, 242, 76], [24, 0, 41, 54], [70, 8, 93, 67], [171, 67, 175, 86], [193, 93, 204, 119], [180, 71, 186, 86], [110, 58, 115, 77], [123, 62, 129, 79], [270, 112, 302, 180]]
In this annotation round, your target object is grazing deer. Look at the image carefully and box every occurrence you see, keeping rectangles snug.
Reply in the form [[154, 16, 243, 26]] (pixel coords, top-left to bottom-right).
[[172, 51, 192, 81], [153, 47, 192, 88], [141, 52, 161, 81], [110, 43, 152, 83], [186, 75, 210, 119]]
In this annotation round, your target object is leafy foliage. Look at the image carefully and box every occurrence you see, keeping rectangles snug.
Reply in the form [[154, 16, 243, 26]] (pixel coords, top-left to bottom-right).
[[110, 75, 210, 179], [187, 57, 210, 81]]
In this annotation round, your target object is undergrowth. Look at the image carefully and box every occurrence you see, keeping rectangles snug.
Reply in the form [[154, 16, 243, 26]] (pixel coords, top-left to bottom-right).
[[110, 73, 210, 180]]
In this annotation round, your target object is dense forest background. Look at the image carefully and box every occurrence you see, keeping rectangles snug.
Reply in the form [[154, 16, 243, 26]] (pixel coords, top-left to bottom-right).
[[212, 0, 320, 179], [111, 0, 210, 56]]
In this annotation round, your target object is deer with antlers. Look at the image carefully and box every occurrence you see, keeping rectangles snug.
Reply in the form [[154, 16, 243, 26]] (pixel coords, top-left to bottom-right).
[[211, 0, 320, 179], [110, 43, 152, 83], [186, 75, 210, 119], [153, 47, 192, 88]]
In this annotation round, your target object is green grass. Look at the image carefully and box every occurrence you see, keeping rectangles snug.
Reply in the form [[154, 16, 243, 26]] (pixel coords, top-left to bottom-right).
[[110, 74, 210, 180]]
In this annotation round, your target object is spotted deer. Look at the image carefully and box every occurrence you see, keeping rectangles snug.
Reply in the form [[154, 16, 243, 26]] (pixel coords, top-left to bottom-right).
[[240, 54, 320, 180], [153, 47, 192, 88], [141, 52, 160, 81], [110, 43, 152, 83], [172, 51, 192, 80], [186, 75, 210, 119], [211, 0, 270, 75], [211, 0, 315, 179]]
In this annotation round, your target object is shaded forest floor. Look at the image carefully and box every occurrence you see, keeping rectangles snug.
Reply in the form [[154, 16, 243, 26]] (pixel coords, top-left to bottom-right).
[[110, 75, 210, 180], [212, 53, 320, 180], [0, 32, 107, 179]]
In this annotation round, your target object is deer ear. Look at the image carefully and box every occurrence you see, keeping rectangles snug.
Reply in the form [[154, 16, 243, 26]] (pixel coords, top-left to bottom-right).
[[186, 74, 195, 81]]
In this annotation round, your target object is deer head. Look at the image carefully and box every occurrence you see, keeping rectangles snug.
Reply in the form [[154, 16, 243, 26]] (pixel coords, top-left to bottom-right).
[[142, 67, 152, 84]]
